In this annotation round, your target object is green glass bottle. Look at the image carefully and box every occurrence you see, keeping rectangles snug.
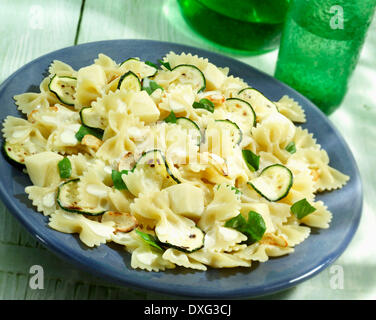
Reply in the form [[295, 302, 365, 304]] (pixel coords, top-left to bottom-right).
[[177, 0, 290, 54], [275, 0, 376, 115]]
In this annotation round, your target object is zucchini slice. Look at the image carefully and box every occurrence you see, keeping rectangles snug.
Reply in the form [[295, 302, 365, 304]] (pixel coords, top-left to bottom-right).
[[224, 98, 256, 129], [79, 107, 104, 130], [117, 71, 142, 92], [238, 88, 278, 114], [57, 179, 106, 216], [120, 57, 139, 64], [171, 64, 206, 93], [215, 119, 243, 145], [135, 149, 180, 185], [155, 219, 205, 253], [2, 141, 30, 167], [48, 74, 77, 106], [248, 164, 293, 202], [120, 58, 157, 78], [176, 117, 202, 145]]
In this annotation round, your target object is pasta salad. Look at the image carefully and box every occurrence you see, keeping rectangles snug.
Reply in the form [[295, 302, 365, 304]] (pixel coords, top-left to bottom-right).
[[1, 52, 349, 271]]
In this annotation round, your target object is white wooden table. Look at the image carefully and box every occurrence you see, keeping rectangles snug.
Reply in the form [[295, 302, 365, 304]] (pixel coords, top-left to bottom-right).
[[0, 0, 375, 299]]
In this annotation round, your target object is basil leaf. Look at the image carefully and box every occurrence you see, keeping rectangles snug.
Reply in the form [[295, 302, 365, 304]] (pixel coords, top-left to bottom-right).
[[291, 198, 316, 219], [135, 230, 163, 251], [225, 211, 266, 244], [58, 157, 72, 179], [142, 78, 163, 95], [111, 169, 128, 190], [145, 60, 158, 69], [225, 213, 247, 230], [164, 111, 177, 124], [75, 125, 104, 142], [242, 149, 260, 172], [285, 141, 296, 154], [245, 211, 267, 243], [158, 59, 172, 71], [192, 98, 214, 113]]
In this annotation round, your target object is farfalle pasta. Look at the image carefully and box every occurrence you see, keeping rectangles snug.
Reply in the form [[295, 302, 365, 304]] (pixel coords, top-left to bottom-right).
[[2, 52, 349, 271]]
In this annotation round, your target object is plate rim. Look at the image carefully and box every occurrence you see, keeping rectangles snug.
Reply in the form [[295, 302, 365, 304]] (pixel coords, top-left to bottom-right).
[[0, 39, 363, 299]]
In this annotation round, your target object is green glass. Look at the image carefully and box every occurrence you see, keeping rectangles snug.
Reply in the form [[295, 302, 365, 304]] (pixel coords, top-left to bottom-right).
[[177, 0, 290, 54], [275, 0, 376, 115]]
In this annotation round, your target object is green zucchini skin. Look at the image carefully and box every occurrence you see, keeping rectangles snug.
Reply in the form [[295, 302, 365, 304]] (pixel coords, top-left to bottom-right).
[[135, 228, 205, 253], [171, 64, 206, 93], [225, 97, 257, 128], [2, 141, 26, 168], [79, 107, 88, 125], [120, 57, 139, 66], [117, 70, 142, 91], [159, 240, 204, 253], [120, 58, 158, 78], [238, 87, 279, 113], [48, 74, 77, 106], [147, 67, 158, 78], [238, 87, 253, 95], [79, 107, 107, 134], [248, 164, 293, 202], [176, 117, 200, 130], [135, 149, 180, 184], [176, 117, 202, 145], [157, 227, 205, 253], [215, 119, 243, 145], [56, 179, 106, 216], [79, 107, 98, 130]]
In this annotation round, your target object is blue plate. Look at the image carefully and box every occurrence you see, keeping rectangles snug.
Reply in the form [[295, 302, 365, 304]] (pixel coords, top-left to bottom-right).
[[0, 40, 363, 298]]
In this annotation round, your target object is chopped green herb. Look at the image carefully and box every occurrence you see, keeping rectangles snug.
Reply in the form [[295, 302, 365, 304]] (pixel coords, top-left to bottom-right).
[[217, 184, 242, 195], [111, 169, 128, 190], [135, 229, 163, 251], [58, 157, 72, 179], [291, 198, 316, 219], [230, 186, 242, 195], [285, 141, 296, 154], [222, 185, 241, 195], [142, 78, 164, 95], [145, 60, 158, 69], [225, 211, 266, 244], [242, 149, 260, 172], [192, 98, 214, 113], [158, 59, 172, 71], [164, 111, 177, 124], [75, 125, 103, 142]]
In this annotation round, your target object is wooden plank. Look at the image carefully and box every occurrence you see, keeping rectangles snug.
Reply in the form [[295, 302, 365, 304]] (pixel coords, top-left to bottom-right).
[[0, 270, 156, 299], [0, 0, 82, 83], [0, 0, 82, 246], [77, 0, 278, 74], [0, 0, 85, 299]]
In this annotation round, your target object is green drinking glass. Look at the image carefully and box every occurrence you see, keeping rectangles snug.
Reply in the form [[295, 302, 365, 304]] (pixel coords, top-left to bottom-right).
[[177, 0, 290, 54], [274, 0, 376, 115]]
